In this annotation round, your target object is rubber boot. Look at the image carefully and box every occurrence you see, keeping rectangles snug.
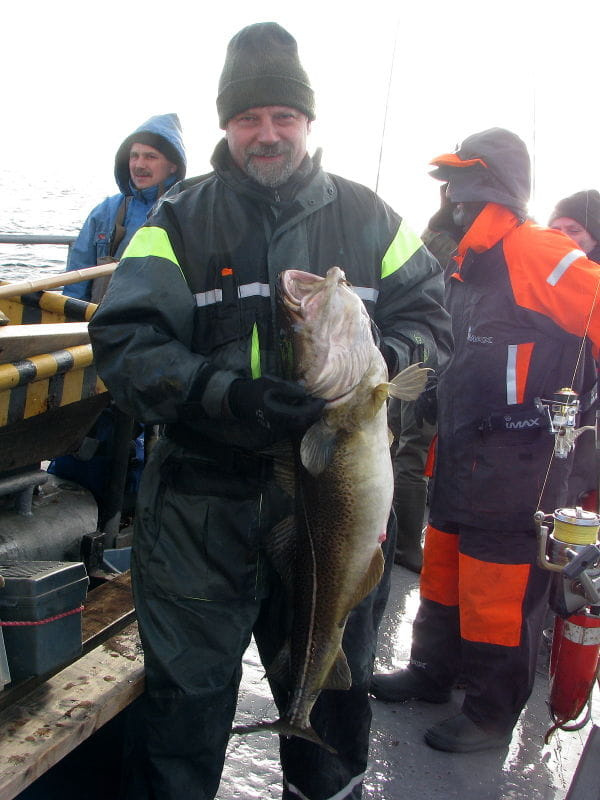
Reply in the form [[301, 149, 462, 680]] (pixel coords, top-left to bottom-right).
[[393, 482, 427, 573], [424, 713, 512, 753], [370, 666, 451, 703]]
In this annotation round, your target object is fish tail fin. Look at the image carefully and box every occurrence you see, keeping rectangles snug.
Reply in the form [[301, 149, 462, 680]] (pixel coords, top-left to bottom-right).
[[231, 719, 337, 754], [387, 362, 431, 401]]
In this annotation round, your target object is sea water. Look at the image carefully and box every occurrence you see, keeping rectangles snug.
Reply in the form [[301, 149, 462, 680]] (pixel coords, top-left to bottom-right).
[[0, 166, 114, 281]]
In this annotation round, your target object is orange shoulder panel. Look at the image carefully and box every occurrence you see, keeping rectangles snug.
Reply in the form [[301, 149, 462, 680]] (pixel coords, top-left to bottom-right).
[[503, 222, 600, 352]]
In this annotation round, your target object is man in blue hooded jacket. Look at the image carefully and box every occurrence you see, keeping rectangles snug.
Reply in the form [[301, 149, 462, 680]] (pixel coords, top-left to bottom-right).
[[64, 112, 186, 302], [48, 114, 186, 512]]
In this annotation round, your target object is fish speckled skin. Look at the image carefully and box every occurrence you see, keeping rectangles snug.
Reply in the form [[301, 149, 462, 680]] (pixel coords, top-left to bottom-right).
[[233, 266, 428, 750]]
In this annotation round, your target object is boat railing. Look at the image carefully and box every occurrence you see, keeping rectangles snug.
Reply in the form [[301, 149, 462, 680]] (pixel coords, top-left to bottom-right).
[[0, 234, 76, 260]]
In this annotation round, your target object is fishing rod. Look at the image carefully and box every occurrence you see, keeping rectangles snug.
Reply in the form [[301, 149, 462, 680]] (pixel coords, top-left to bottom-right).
[[375, 20, 400, 195]]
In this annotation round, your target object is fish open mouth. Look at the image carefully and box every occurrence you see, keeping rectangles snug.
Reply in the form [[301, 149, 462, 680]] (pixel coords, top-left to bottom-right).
[[279, 267, 350, 323], [278, 267, 375, 400]]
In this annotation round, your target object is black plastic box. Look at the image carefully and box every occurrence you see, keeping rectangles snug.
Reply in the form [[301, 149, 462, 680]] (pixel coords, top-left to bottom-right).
[[0, 561, 89, 682]]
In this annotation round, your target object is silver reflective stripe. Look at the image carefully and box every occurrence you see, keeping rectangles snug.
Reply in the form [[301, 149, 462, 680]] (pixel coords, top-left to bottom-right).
[[547, 249, 585, 286], [194, 289, 222, 307], [194, 283, 271, 307], [285, 772, 365, 800], [562, 619, 600, 646], [353, 286, 379, 303], [239, 282, 270, 299], [506, 345, 518, 405]]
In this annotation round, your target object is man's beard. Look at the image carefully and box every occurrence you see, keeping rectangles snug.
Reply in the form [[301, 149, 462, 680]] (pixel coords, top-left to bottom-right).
[[244, 144, 296, 187]]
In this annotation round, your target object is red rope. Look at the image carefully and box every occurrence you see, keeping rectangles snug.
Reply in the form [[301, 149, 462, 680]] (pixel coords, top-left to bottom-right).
[[0, 605, 84, 627]]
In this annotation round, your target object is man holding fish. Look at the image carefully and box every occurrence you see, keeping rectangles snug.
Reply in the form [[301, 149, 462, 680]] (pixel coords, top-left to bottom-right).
[[89, 21, 452, 800]]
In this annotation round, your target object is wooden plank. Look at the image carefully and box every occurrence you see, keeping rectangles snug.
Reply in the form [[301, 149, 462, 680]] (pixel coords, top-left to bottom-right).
[[0, 323, 90, 364], [0, 622, 144, 800], [81, 572, 135, 650]]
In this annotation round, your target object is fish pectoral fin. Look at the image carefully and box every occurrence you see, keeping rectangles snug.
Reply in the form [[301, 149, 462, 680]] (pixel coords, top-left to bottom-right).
[[266, 515, 297, 590], [361, 383, 390, 421], [343, 547, 385, 614], [387, 363, 432, 401], [300, 420, 337, 476], [267, 640, 291, 685], [323, 648, 352, 691], [260, 440, 296, 496]]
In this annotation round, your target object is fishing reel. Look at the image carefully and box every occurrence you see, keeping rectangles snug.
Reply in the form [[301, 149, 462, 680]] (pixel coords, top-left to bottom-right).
[[535, 507, 600, 615], [534, 387, 596, 459]]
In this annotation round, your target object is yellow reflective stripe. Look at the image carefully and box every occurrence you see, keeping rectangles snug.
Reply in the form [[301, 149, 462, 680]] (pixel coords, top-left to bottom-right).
[[121, 226, 181, 268], [251, 323, 261, 378], [381, 218, 424, 279]]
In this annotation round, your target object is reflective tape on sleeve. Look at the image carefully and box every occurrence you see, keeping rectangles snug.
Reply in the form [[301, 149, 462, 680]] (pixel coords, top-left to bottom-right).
[[381, 218, 424, 279], [121, 226, 181, 267], [546, 249, 586, 286]]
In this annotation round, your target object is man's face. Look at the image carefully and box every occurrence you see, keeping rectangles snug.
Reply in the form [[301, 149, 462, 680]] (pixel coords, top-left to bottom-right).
[[225, 106, 311, 187], [129, 142, 177, 190], [550, 217, 597, 255], [451, 201, 486, 231]]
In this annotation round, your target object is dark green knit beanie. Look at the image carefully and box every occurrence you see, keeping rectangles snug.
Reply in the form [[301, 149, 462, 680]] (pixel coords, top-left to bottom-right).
[[217, 22, 316, 128]]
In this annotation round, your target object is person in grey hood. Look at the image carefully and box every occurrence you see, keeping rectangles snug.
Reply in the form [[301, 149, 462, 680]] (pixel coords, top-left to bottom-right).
[[371, 127, 600, 755], [89, 22, 451, 800], [64, 113, 186, 302]]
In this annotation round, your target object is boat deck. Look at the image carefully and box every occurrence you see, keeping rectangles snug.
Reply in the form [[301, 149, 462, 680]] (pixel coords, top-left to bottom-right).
[[2, 564, 597, 799], [225, 563, 597, 800]]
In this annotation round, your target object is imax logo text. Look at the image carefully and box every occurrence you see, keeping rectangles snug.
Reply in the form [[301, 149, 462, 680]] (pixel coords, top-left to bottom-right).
[[504, 417, 541, 429]]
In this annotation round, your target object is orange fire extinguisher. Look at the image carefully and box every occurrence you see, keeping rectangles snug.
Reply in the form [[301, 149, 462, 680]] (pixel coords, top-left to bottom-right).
[[549, 610, 600, 731]]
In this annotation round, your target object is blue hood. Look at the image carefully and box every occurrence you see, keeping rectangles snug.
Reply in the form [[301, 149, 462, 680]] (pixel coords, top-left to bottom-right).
[[114, 113, 187, 194]]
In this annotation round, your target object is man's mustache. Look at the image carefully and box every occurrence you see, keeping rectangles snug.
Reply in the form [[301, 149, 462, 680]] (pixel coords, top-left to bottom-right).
[[247, 144, 290, 157]]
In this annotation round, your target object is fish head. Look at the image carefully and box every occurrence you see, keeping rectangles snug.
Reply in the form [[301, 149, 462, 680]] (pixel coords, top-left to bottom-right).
[[277, 267, 376, 400]]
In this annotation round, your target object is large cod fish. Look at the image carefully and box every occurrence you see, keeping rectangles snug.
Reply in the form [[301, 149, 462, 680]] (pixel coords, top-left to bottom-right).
[[234, 266, 428, 751]]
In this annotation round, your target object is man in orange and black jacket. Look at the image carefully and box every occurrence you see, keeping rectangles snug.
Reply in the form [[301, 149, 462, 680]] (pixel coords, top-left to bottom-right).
[[372, 127, 600, 753]]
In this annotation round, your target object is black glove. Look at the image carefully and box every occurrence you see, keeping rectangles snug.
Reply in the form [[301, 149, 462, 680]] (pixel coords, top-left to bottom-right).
[[227, 376, 326, 434], [414, 380, 438, 428]]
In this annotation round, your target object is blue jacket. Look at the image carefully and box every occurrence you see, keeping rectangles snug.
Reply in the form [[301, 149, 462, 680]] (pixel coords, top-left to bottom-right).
[[64, 113, 186, 300]]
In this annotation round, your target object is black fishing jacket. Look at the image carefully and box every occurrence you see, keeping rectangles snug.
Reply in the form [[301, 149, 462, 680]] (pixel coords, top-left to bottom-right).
[[431, 203, 600, 530], [89, 140, 452, 451]]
